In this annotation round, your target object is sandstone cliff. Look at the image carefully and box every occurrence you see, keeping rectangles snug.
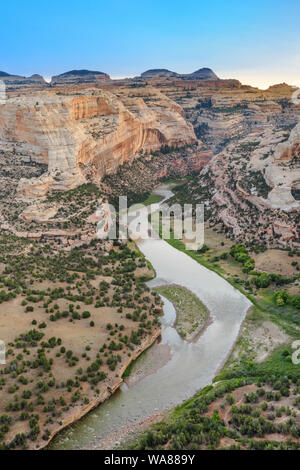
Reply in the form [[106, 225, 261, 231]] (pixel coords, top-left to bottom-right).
[[0, 86, 196, 198]]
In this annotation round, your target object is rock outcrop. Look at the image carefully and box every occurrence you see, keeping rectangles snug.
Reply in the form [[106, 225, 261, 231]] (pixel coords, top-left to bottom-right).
[[274, 121, 300, 162], [17, 169, 86, 199], [264, 122, 300, 210], [22, 203, 58, 223]]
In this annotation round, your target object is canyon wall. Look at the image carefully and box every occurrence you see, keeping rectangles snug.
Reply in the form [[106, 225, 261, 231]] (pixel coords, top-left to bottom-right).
[[0, 68, 299, 248], [0, 87, 196, 198]]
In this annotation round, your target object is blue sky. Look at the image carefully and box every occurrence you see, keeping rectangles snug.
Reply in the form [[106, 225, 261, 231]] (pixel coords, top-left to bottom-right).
[[1, 0, 300, 88]]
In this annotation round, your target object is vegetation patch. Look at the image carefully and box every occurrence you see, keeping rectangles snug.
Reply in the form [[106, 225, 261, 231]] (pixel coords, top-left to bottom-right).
[[0, 236, 163, 450], [131, 347, 300, 450], [154, 285, 210, 341]]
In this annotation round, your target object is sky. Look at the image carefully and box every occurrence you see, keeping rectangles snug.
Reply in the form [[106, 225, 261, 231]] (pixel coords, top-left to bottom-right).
[[1, 0, 300, 89]]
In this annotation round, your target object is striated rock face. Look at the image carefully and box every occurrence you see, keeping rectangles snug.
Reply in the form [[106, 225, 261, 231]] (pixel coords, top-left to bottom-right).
[[51, 69, 111, 87], [0, 86, 196, 197]]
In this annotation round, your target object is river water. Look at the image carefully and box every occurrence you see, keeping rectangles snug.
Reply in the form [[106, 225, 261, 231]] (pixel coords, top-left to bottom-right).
[[51, 184, 251, 449]]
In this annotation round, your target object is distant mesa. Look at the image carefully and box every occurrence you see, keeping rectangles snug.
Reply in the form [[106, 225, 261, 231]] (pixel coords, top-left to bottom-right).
[[0, 71, 47, 91], [30, 74, 45, 80], [184, 67, 220, 81], [57, 69, 109, 77], [0, 71, 12, 77], [141, 69, 179, 78], [0, 71, 46, 81], [141, 67, 220, 81], [0, 66, 221, 92], [267, 83, 293, 91], [51, 69, 111, 86]]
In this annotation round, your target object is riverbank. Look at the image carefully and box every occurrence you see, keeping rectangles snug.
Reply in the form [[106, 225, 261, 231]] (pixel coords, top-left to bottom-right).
[[94, 411, 166, 450], [124, 342, 171, 388], [127, 218, 299, 450], [130, 368, 300, 450], [162, 230, 297, 364]]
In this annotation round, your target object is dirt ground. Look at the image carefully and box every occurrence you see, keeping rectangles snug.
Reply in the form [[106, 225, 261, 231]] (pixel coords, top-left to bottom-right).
[[253, 249, 300, 277], [204, 224, 300, 279], [229, 317, 290, 365]]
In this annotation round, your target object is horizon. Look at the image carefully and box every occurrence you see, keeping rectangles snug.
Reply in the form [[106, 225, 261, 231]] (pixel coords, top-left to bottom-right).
[[2, 68, 300, 92], [1, 0, 300, 91]]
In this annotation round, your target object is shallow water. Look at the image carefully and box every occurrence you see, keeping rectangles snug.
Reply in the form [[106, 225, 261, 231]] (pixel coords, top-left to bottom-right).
[[51, 184, 251, 450]]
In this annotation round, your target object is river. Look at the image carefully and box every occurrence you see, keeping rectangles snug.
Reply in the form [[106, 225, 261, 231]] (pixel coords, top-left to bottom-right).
[[50, 184, 251, 449]]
